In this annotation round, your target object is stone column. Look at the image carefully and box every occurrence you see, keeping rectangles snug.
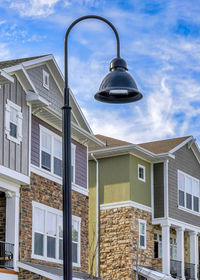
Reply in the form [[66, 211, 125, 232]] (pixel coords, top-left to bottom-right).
[[176, 227, 185, 279], [5, 191, 20, 270], [162, 224, 170, 275], [189, 231, 198, 280]]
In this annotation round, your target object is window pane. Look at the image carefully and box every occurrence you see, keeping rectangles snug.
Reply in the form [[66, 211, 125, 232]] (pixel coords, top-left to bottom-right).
[[72, 220, 79, 242], [154, 233, 157, 241], [41, 151, 51, 171], [139, 167, 144, 179], [47, 212, 56, 236], [185, 177, 192, 194], [72, 242, 78, 263], [179, 190, 184, 207], [54, 157, 62, 177], [178, 172, 185, 191], [193, 179, 199, 197], [10, 122, 17, 138], [34, 232, 44, 256], [47, 236, 56, 258], [34, 208, 45, 233], [10, 107, 18, 123], [140, 223, 145, 235], [58, 216, 63, 238], [186, 193, 192, 209], [140, 235, 145, 247], [54, 139, 62, 159], [59, 239, 63, 260], [41, 131, 51, 153], [158, 242, 162, 257], [193, 196, 199, 212]]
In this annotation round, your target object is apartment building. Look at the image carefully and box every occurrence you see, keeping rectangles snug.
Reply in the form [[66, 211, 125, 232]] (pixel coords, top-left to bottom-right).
[[89, 134, 200, 280]]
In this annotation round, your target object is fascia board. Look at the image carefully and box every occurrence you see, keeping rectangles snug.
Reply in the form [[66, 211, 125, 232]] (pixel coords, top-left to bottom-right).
[[168, 136, 193, 154], [0, 69, 14, 83]]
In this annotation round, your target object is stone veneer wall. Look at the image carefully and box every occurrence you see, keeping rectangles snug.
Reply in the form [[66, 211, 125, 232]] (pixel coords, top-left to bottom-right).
[[19, 172, 88, 278], [100, 206, 154, 280], [18, 269, 50, 280]]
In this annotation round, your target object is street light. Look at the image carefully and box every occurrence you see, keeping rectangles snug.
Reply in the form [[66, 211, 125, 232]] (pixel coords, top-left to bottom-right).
[[63, 15, 142, 280]]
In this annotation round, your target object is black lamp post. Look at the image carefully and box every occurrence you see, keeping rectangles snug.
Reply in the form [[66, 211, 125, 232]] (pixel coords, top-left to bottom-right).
[[62, 15, 142, 280]]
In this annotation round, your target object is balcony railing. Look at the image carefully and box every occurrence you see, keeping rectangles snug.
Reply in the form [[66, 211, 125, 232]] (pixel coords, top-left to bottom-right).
[[170, 259, 182, 278], [185, 262, 195, 280], [0, 241, 14, 269]]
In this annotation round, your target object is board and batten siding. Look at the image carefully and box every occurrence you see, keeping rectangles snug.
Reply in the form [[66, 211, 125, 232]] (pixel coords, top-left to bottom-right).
[[0, 76, 30, 176], [31, 116, 87, 189], [153, 163, 164, 218], [27, 65, 63, 115], [168, 145, 200, 227]]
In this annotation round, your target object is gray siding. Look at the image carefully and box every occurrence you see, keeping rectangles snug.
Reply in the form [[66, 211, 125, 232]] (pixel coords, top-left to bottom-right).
[[0, 76, 30, 176], [31, 116, 87, 189], [154, 163, 164, 218], [168, 145, 200, 227], [27, 65, 63, 114]]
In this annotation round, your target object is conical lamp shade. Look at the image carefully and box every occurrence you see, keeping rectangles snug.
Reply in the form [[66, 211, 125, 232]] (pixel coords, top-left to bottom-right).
[[94, 58, 143, 104]]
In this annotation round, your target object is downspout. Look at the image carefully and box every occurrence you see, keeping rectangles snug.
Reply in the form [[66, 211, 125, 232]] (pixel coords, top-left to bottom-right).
[[91, 153, 99, 277]]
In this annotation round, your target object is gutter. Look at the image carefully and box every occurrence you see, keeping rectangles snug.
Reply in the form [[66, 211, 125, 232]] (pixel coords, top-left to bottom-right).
[[91, 153, 99, 277]]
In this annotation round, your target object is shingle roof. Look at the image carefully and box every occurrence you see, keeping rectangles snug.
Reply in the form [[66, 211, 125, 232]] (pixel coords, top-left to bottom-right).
[[91, 134, 132, 151], [138, 136, 191, 154], [0, 54, 50, 69], [92, 134, 191, 154]]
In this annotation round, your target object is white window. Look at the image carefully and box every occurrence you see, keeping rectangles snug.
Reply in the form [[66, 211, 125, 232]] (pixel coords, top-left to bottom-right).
[[170, 237, 177, 260], [40, 126, 76, 180], [5, 99, 23, 144], [43, 70, 49, 90], [178, 170, 200, 213], [138, 164, 145, 182], [32, 201, 81, 266], [154, 233, 162, 258], [139, 219, 146, 249]]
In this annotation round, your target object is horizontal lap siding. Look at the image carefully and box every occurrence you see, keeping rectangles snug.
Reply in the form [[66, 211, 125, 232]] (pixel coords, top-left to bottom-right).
[[154, 163, 164, 218], [0, 77, 29, 176], [168, 145, 200, 227], [31, 116, 87, 188]]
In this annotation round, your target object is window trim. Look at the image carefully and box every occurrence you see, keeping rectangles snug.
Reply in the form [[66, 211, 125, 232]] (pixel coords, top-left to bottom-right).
[[32, 201, 81, 266], [43, 70, 49, 90], [5, 99, 23, 144], [138, 219, 146, 249], [177, 170, 200, 215], [138, 164, 146, 182], [71, 143, 76, 184], [40, 125, 62, 178]]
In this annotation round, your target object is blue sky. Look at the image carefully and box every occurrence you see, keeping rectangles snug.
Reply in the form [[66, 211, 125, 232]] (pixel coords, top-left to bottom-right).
[[1, 0, 200, 144]]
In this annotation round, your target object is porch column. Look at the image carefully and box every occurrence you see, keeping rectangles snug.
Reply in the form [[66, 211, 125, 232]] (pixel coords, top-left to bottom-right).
[[5, 191, 20, 270], [176, 227, 185, 279], [162, 224, 170, 275], [189, 231, 198, 280]]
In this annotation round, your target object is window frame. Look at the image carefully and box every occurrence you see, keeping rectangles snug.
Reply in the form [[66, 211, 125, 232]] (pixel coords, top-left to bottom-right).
[[138, 219, 146, 249], [32, 201, 81, 266], [178, 170, 200, 215], [5, 99, 23, 144], [43, 70, 49, 90], [138, 164, 146, 182]]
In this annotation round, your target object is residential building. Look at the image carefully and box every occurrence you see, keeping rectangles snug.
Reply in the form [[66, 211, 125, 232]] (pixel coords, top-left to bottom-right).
[[0, 54, 103, 279], [89, 134, 200, 280]]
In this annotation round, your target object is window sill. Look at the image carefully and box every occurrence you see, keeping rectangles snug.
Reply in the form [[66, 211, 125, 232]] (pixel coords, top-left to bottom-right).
[[178, 205, 200, 216], [31, 254, 80, 267], [6, 132, 21, 145], [138, 178, 145, 183], [30, 164, 88, 196]]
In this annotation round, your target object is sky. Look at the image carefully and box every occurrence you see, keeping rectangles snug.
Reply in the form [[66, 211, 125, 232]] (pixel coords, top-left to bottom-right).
[[1, 0, 200, 144]]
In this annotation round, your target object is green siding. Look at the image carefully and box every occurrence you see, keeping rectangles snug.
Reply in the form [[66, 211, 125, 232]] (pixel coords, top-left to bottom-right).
[[129, 155, 151, 207], [99, 155, 130, 204]]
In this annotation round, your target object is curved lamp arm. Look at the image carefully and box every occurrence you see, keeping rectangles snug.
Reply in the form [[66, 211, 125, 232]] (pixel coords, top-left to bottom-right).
[[64, 15, 121, 104]]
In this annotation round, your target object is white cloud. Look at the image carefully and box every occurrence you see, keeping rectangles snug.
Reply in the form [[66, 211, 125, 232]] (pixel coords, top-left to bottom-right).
[[10, 0, 60, 17], [0, 43, 12, 60]]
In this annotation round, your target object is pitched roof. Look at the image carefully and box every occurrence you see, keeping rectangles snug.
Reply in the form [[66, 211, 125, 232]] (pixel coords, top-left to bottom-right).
[[138, 136, 191, 154], [92, 134, 132, 150], [0, 54, 49, 69], [92, 134, 191, 154]]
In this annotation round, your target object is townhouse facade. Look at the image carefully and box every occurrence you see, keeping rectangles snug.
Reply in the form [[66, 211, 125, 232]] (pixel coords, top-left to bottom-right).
[[88, 134, 200, 280], [0, 55, 103, 279]]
